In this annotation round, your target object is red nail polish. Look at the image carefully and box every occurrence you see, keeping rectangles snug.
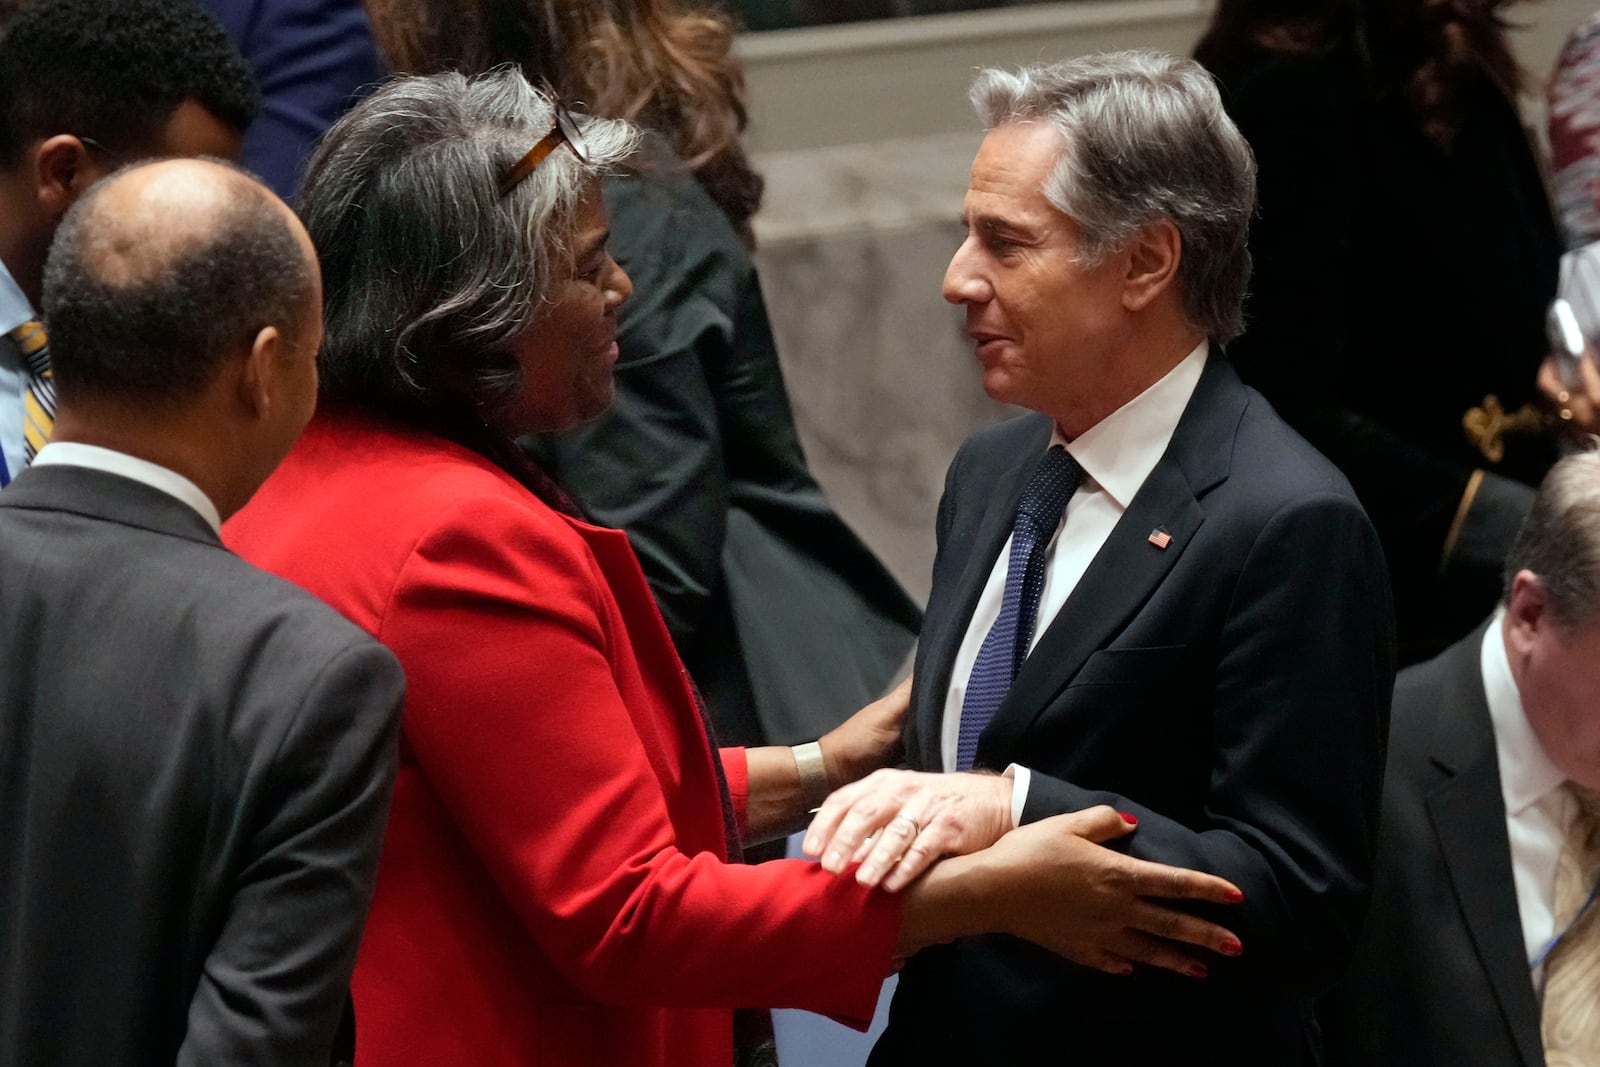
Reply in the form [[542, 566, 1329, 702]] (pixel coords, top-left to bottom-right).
[[1120, 812, 1138, 825], [1220, 938, 1242, 957], [1187, 964, 1208, 979], [1226, 888, 1244, 903]]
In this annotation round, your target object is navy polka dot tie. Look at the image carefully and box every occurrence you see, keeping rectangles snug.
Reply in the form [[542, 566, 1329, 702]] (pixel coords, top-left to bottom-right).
[[955, 445, 1085, 772]]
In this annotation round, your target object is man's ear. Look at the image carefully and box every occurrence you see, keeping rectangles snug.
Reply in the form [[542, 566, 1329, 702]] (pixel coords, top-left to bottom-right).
[[33, 135, 108, 220], [1122, 217, 1182, 313], [237, 325, 282, 419], [1504, 568, 1548, 657]]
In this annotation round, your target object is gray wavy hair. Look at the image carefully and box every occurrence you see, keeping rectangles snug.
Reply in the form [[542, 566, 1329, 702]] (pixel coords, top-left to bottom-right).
[[298, 67, 638, 432], [970, 51, 1256, 342], [1503, 444, 1600, 629]]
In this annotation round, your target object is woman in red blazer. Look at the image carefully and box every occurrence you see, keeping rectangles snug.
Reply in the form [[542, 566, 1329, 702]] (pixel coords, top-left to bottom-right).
[[225, 70, 1246, 1067]]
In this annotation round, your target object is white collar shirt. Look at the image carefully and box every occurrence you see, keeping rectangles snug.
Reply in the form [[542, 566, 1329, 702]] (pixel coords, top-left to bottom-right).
[[941, 341, 1208, 822], [1482, 610, 1573, 994], [31, 441, 223, 536]]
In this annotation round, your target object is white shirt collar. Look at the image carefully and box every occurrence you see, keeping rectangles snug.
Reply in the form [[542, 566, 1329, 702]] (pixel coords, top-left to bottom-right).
[[31, 441, 223, 535], [1483, 609, 1567, 816], [1050, 340, 1208, 507], [0, 256, 35, 337]]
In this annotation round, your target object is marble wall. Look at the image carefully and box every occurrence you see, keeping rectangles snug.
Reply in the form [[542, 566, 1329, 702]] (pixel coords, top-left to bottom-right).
[[753, 133, 1013, 603]]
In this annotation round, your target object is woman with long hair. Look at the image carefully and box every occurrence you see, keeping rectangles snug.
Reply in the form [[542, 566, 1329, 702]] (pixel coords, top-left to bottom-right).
[[1195, 0, 1561, 664]]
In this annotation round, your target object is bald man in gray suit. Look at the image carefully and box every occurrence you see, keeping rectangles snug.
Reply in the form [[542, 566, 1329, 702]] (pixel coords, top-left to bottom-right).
[[0, 159, 403, 1066]]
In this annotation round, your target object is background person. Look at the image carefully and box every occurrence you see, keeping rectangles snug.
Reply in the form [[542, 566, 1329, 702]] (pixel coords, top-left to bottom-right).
[[199, 0, 388, 201], [0, 157, 403, 1067], [1319, 446, 1600, 1067], [0, 0, 257, 488], [225, 69, 1249, 1067], [1195, 0, 1561, 664]]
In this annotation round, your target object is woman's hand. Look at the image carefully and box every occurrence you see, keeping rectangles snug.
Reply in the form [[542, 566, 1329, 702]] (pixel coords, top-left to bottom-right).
[[817, 674, 911, 787], [978, 807, 1245, 977], [892, 806, 1245, 979]]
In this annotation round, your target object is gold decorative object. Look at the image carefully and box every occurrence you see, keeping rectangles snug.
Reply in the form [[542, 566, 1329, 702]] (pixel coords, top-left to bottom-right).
[[1463, 395, 1547, 464]]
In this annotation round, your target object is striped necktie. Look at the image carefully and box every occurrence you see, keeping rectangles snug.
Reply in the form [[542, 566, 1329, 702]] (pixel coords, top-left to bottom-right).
[[11, 320, 54, 463], [1542, 781, 1600, 1065]]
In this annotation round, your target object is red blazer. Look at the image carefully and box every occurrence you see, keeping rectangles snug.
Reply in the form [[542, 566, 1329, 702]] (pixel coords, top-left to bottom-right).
[[225, 410, 901, 1067]]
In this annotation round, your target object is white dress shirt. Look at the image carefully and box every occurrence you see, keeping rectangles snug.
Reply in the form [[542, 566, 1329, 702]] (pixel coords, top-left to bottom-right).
[[32, 441, 223, 535], [1482, 610, 1578, 994], [0, 257, 36, 486], [941, 342, 1208, 823]]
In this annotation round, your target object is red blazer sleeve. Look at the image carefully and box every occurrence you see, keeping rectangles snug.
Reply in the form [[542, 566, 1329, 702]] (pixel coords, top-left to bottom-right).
[[375, 492, 900, 1024], [720, 747, 750, 839]]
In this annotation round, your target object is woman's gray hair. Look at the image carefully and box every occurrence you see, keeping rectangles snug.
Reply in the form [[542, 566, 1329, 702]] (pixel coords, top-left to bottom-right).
[[298, 67, 638, 429], [1503, 443, 1600, 630], [970, 51, 1257, 342]]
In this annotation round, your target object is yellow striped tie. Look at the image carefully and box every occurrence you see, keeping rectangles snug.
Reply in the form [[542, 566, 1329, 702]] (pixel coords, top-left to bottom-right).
[[1542, 782, 1600, 1064], [10, 319, 54, 462]]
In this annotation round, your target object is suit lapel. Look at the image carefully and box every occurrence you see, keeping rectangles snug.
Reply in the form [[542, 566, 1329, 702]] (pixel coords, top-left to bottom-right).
[[977, 356, 1241, 766], [980, 461, 1204, 763], [1424, 632, 1544, 1067]]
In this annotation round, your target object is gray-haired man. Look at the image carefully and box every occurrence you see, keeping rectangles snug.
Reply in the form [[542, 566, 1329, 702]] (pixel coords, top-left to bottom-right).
[[1320, 447, 1600, 1067], [805, 51, 1395, 1063]]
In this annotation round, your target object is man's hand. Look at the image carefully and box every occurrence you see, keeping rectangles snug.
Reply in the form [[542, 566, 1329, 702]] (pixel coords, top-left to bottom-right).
[[1539, 346, 1600, 436], [977, 807, 1244, 978], [817, 675, 912, 787], [804, 768, 1013, 890]]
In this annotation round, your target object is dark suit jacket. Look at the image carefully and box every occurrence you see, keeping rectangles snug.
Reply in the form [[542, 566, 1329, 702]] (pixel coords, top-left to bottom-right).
[[874, 356, 1396, 1065], [201, 0, 386, 201], [1319, 624, 1546, 1067], [528, 143, 920, 748], [0, 465, 404, 1066]]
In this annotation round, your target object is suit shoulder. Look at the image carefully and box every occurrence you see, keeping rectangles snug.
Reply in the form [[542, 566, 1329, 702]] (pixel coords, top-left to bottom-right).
[[1387, 640, 1479, 756], [1227, 388, 1364, 510], [951, 413, 1054, 474], [200, 546, 399, 671]]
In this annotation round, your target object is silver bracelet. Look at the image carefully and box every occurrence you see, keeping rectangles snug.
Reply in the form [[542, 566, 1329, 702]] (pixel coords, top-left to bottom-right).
[[791, 740, 831, 811]]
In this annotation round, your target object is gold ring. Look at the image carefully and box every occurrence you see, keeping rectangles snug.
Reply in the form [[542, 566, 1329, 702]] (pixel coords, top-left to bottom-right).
[[1558, 390, 1572, 404], [1561, 408, 1575, 422]]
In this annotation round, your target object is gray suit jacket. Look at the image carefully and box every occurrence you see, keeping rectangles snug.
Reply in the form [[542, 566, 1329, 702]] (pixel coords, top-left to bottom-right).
[[1319, 623, 1546, 1067], [0, 464, 404, 1066]]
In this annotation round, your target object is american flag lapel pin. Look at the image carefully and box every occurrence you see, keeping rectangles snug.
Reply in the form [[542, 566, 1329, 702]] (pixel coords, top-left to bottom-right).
[[1147, 527, 1173, 550]]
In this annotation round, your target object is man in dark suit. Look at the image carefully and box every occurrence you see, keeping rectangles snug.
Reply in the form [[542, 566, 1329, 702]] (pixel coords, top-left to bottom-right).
[[804, 51, 1394, 1063], [0, 157, 403, 1064], [0, 0, 258, 489], [1319, 449, 1600, 1067]]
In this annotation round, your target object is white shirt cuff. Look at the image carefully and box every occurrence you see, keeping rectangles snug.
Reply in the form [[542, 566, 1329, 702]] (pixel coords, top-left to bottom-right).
[[1004, 764, 1030, 828]]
